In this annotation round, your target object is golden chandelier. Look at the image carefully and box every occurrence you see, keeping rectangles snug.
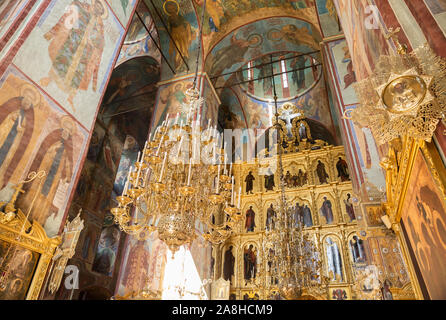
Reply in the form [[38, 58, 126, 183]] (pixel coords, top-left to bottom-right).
[[111, 88, 242, 254], [261, 57, 329, 300]]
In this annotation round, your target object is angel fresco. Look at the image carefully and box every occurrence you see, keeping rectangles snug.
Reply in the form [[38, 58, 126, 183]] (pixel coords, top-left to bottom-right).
[[194, 0, 224, 33], [40, 0, 106, 110], [164, 0, 195, 71], [210, 30, 254, 76]]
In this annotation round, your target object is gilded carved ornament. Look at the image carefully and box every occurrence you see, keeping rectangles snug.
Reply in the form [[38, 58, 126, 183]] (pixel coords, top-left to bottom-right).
[[346, 28, 446, 145]]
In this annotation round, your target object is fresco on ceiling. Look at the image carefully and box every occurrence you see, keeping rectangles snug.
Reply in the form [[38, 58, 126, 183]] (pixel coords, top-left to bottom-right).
[[100, 56, 160, 120], [116, 231, 168, 297], [13, 0, 126, 129], [116, 3, 162, 67], [324, 38, 386, 198], [144, 0, 199, 79], [220, 73, 334, 135], [237, 52, 322, 102], [205, 17, 322, 89], [108, 0, 136, 26], [0, 66, 89, 238], [334, 0, 391, 81], [192, 0, 320, 55], [316, 0, 343, 38]]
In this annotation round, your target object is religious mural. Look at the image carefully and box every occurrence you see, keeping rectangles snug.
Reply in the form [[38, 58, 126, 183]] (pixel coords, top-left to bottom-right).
[[116, 4, 162, 67], [13, 0, 125, 129], [116, 231, 168, 297], [324, 39, 386, 199], [316, 0, 342, 38], [401, 150, 446, 299], [333, 0, 391, 82], [205, 17, 322, 89], [193, 0, 320, 55], [0, 66, 88, 238]]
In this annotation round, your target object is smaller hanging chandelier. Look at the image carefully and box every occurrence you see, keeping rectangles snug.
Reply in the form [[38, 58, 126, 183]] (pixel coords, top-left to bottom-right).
[[261, 55, 329, 300]]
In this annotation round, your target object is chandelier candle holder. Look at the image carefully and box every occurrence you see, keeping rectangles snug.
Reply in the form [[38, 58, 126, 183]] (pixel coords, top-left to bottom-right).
[[111, 88, 242, 254]]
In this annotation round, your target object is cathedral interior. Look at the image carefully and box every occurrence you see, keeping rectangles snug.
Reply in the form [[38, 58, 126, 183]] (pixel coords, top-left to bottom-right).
[[0, 0, 446, 301]]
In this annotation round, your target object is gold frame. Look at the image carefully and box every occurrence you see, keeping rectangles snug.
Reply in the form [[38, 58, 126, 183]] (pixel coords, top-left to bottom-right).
[[0, 209, 60, 300], [382, 136, 446, 300]]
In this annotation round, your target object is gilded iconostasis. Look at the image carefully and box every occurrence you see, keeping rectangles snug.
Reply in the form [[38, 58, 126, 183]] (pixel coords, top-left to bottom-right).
[[0, 0, 446, 301]]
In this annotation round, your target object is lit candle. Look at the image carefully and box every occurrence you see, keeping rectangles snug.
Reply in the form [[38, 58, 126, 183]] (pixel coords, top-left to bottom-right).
[[187, 157, 192, 186], [229, 162, 232, 175], [231, 176, 234, 205], [123, 180, 129, 196], [177, 136, 184, 159], [216, 163, 221, 193], [127, 167, 133, 190], [159, 152, 167, 182], [156, 134, 164, 156], [175, 113, 180, 125]]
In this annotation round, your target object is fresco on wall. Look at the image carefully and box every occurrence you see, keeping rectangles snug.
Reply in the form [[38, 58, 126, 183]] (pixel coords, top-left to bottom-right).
[[324, 39, 386, 197], [316, 0, 342, 38], [219, 88, 246, 130], [424, 0, 446, 36], [144, 0, 199, 79], [13, 0, 125, 129], [200, 75, 220, 128], [401, 150, 446, 299], [334, 0, 391, 81], [116, 231, 168, 296], [112, 135, 139, 199], [326, 38, 357, 106], [151, 78, 194, 131], [92, 219, 121, 277], [0, 66, 89, 238], [107, 0, 136, 27]]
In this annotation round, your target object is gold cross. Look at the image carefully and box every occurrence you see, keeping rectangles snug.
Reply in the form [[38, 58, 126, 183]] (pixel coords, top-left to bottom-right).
[[385, 27, 408, 55]]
